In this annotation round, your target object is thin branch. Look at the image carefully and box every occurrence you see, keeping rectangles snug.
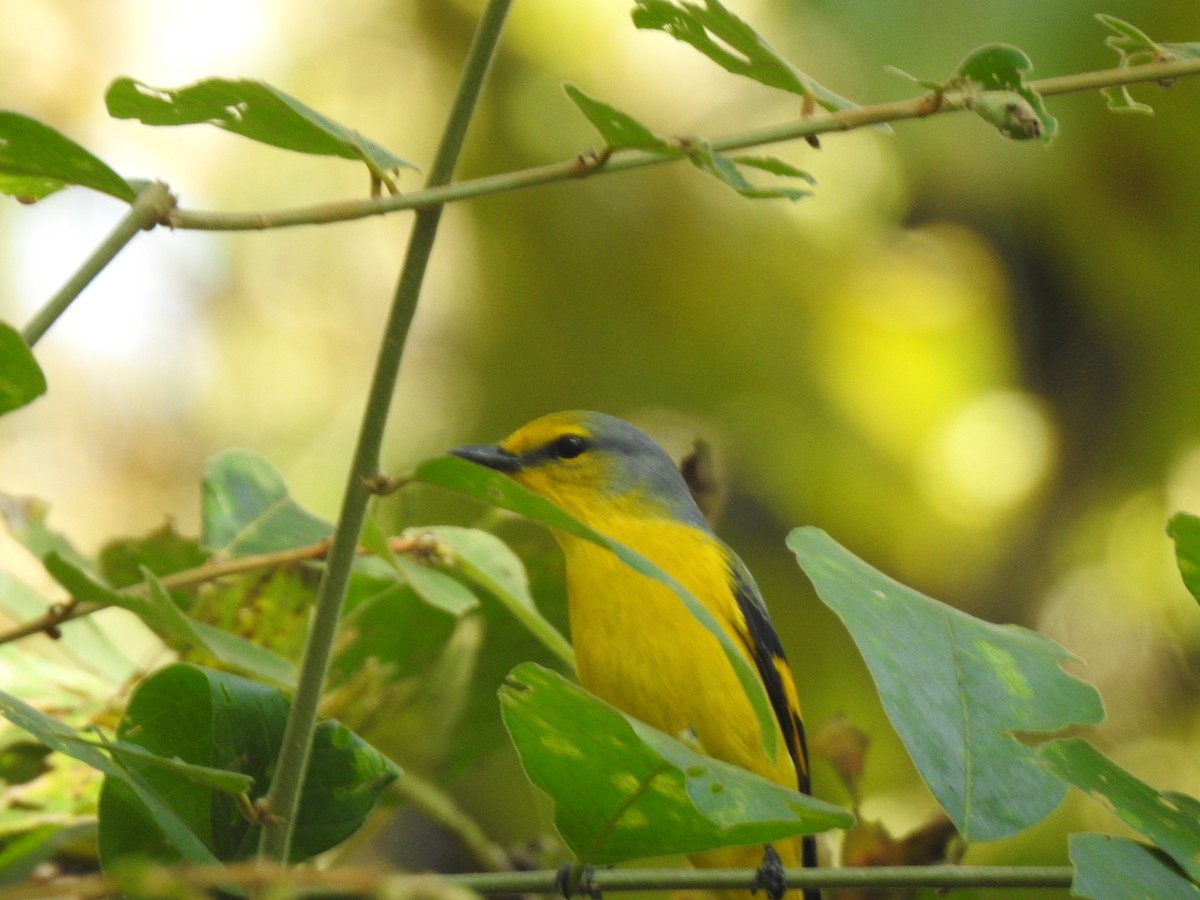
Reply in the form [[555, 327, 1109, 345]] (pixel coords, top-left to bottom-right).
[[0, 536, 425, 647], [446, 864, 1077, 894], [22, 182, 175, 345], [167, 56, 1200, 233], [256, 0, 514, 863], [0, 863, 1079, 899]]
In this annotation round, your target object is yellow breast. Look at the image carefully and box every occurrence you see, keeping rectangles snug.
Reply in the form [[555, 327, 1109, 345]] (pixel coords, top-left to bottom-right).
[[557, 512, 796, 788]]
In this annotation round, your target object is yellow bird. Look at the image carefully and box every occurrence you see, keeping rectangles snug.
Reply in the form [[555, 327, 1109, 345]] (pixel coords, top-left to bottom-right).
[[452, 411, 818, 899]]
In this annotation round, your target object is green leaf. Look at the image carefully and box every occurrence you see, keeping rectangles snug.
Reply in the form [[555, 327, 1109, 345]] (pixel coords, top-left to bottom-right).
[[202, 449, 334, 556], [327, 571, 489, 773], [562, 83, 812, 201], [0, 689, 218, 864], [1162, 41, 1200, 61], [953, 44, 1057, 142], [684, 139, 812, 200], [1095, 16, 1188, 115], [0, 323, 47, 414], [141, 570, 296, 686], [563, 83, 676, 152], [732, 155, 816, 180], [98, 663, 400, 865], [1069, 833, 1200, 899], [195, 565, 318, 662], [1039, 738, 1200, 882], [416, 525, 573, 665], [390, 553, 479, 615], [787, 527, 1103, 841], [334, 571, 460, 681], [360, 519, 480, 615], [0, 111, 135, 203], [105, 77, 415, 177], [43, 551, 294, 686], [99, 523, 208, 591], [412, 455, 779, 764], [631, 0, 859, 113], [1100, 85, 1155, 115], [1167, 512, 1200, 605], [1098, 15, 1163, 67], [501, 662, 851, 865], [98, 736, 254, 796]]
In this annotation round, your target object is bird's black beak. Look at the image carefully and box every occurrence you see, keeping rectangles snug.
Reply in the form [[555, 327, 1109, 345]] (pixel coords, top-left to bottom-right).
[[450, 443, 525, 473]]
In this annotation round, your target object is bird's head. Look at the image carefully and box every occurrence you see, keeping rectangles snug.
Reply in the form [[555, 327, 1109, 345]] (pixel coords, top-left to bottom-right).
[[451, 411, 708, 531]]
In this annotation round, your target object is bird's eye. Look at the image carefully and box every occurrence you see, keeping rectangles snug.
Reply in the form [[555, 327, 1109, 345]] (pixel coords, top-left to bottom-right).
[[552, 434, 589, 460]]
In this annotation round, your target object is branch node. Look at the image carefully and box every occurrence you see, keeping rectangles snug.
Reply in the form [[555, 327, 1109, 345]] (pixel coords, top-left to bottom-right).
[[363, 472, 409, 495], [573, 147, 613, 177]]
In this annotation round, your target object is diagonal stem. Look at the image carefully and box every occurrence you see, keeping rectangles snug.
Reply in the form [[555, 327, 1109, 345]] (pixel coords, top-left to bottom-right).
[[256, 0, 513, 862], [22, 182, 174, 346]]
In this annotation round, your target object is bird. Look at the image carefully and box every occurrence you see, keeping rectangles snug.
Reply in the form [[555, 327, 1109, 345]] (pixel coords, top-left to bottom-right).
[[451, 411, 818, 899]]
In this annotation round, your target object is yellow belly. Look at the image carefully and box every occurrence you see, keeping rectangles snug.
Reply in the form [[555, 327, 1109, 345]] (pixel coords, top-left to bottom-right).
[[558, 515, 805, 893], [559, 518, 797, 792]]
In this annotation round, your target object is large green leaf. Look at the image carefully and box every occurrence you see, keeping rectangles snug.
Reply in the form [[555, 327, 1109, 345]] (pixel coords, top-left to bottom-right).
[[0, 323, 47, 414], [501, 662, 851, 865], [631, 0, 858, 113], [1070, 833, 1200, 899], [0, 112, 135, 202], [0, 689, 217, 864], [201, 449, 334, 556], [411, 455, 778, 764], [1040, 738, 1200, 883], [788, 527, 1103, 841], [98, 663, 399, 866], [105, 77, 415, 177]]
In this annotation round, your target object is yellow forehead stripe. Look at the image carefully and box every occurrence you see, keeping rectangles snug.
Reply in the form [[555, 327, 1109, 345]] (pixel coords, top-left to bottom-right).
[[498, 413, 592, 456]]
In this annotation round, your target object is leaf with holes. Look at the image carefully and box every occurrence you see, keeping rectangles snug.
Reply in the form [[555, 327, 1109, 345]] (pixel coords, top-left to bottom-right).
[[631, 0, 859, 113], [954, 44, 1057, 142], [1040, 738, 1200, 883], [788, 527, 1103, 841], [501, 662, 851, 865], [106, 77, 415, 179]]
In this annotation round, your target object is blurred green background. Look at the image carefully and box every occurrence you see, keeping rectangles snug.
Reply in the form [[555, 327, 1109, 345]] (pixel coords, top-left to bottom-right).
[[2, 0, 1200, 892]]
